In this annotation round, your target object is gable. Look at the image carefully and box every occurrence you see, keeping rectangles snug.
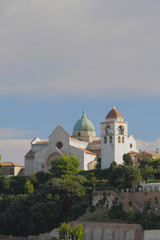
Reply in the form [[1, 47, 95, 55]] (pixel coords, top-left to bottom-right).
[[49, 125, 70, 145]]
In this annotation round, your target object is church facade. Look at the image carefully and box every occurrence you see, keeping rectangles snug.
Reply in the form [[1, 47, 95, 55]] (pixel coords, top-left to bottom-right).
[[25, 106, 138, 175], [25, 110, 101, 176]]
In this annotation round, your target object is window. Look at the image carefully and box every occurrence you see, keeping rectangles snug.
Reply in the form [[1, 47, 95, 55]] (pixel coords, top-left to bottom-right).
[[78, 132, 80, 137], [10, 168, 14, 175], [130, 143, 132, 148], [104, 136, 107, 143], [122, 137, 124, 143], [118, 136, 121, 143], [41, 163, 44, 169], [110, 136, 112, 143], [118, 126, 124, 135], [56, 141, 63, 149], [105, 126, 111, 135]]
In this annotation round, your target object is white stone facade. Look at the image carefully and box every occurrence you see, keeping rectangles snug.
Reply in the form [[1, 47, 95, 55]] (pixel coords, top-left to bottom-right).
[[25, 125, 99, 176], [25, 107, 138, 175], [101, 106, 138, 169]]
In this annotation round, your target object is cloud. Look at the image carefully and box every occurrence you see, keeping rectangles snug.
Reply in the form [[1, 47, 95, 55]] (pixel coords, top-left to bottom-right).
[[136, 138, 160, 153], [0, 139, 31, 165], [0, 128, 35, 139], [0, 0, 160, 97]]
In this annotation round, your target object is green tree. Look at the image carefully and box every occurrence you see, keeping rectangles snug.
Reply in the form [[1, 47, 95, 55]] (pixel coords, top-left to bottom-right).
[[58, 222, 73, 240], [127, 207, 135, 223], [141, 165, 154, 181], [24, 180, 34, 194], [73, 224, 85, 240], [58, 223, 85, 240], [0, 155, 2, 176], [123, 153, 133, 166], [108, 164, 141, 188], [50, 154, 80, 178]]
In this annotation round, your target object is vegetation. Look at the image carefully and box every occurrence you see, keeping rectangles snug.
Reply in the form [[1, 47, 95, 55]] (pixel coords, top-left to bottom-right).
[[0, 154, 160, 235], [58, 222, 85, 240]]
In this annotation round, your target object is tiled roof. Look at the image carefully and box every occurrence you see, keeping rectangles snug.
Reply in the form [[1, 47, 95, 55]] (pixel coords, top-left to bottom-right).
[[2, 162, 24, 167], [79, 148, 97, 155], [145, 151, 160, 157], [106, 108, 123, 120], [71, 137, 81, 141], [128, 151, 139, 154], [92, 140, 101, 143], [89, 149, 101, 155], [35, 141, 48, 145]]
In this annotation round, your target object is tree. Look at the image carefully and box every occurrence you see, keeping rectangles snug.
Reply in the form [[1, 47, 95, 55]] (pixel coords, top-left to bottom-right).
[[127, 207, 135, 223], [0, 155, 2, 176], [50, 154, 80, 178], [141, 165, 154, 181], [108, 164, 141, 188], [58, 222, 72, 240], [96, 157, 101, 169], [58, 223, 85, 240], [24, 180, 34, 194], [123, 154, 133, 166], [73, 224, 85, 240]]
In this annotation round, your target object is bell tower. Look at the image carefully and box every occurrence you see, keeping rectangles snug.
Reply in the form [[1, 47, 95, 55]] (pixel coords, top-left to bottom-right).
[[101, 106, 137, 169]]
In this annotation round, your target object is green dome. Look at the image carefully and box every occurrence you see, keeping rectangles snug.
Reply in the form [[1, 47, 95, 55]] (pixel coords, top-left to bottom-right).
[[73, 110, 95, 133]]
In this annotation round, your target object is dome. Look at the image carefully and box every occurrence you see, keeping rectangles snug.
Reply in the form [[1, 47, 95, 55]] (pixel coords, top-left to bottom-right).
[[105, 105, 123, 121], [73, 110, 95, 133]]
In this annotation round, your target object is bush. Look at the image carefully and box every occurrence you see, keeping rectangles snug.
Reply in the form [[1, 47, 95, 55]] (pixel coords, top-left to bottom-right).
[[89, 205, 96, 212]]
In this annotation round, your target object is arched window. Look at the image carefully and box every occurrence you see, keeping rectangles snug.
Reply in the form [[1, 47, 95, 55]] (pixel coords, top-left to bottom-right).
[[122, 137, 125, 143], [104, 136, 107, 144], [110, 136, 112, 143], [118, 126, 124, 135], [130, 143, 133, 148], [105, 126, 111, 135], [118, 136, 121, 143]]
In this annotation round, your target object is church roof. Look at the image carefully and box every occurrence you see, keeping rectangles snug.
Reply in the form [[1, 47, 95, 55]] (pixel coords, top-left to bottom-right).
[[73, 110, 95, 133], [79, 148, 97, 155], [105, 106, 123, 120]]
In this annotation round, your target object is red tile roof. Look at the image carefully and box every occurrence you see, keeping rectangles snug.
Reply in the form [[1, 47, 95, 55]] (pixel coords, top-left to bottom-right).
[[92, 140, 101, 143], [2, 162, 24, 167], [106, 108, 123, 120]]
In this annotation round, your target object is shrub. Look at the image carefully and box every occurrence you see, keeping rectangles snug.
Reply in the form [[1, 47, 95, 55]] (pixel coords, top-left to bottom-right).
[[89, 205, 96, 212]]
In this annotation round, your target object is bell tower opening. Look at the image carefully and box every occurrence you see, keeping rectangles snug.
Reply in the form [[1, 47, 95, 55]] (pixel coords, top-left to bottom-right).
[[118, 126, 124, 135]]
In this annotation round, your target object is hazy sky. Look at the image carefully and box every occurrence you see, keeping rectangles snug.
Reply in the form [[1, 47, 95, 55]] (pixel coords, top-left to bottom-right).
[[0, 0, 160, 164]]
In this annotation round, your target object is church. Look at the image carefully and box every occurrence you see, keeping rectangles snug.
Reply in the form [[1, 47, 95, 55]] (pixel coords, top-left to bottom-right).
[[25, 106, 138, 175]]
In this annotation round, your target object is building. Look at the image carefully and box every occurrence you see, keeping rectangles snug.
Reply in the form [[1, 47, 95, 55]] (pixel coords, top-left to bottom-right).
[[25, 106, 138, 175], [129, 151, 160, 166], [25, 110, 101, 176], [101, 106, 138, 169], [1, 162, 24, 177]]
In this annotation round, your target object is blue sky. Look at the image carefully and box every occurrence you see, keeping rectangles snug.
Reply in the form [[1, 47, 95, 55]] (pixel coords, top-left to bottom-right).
[[0, 0, 160, 164]]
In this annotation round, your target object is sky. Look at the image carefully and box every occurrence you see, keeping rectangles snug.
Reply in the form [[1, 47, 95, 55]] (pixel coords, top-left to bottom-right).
[[0, 0, 160, 165]]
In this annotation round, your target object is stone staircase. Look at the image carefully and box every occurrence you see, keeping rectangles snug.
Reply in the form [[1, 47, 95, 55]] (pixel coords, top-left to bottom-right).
[[106, 190, 143, 212]]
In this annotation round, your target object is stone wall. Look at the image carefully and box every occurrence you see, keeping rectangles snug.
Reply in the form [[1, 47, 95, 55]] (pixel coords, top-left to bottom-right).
[[70, 221, 143, 240], [144, 230, 160, 240]]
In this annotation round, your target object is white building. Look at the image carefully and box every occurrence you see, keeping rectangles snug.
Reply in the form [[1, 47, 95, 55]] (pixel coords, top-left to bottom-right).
[[25, 106, 138, 175], [25, 110, 101, 176], [101, 106, 138, 169]]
